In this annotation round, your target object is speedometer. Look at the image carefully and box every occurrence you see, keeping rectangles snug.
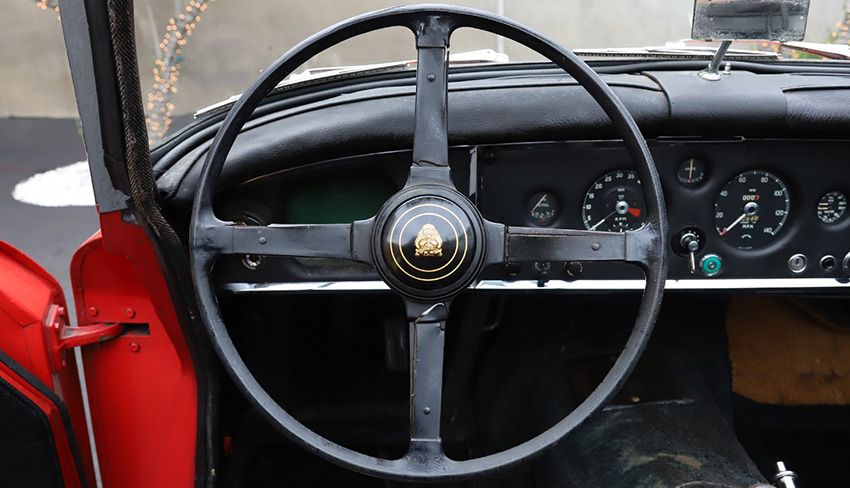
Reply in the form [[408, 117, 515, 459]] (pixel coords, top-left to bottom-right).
[[714, 170, 790, 250]]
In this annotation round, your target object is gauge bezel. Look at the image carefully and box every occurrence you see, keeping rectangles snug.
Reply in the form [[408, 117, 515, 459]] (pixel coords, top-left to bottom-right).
[[714, 169, 791, 250], [581, 169, 647, 232], [816, 190, 848, 225], [676, 157, 707, 188], [526, 190, 560, 227]]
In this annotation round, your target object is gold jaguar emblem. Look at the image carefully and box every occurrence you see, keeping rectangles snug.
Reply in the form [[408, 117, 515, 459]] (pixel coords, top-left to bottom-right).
[[414, 223, 443, 257]]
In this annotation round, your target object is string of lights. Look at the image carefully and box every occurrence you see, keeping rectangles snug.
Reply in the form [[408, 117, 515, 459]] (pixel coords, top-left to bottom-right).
[[146, 0, 214, 145], [32, 0, 60, 19], [829, 4, 850, 44]]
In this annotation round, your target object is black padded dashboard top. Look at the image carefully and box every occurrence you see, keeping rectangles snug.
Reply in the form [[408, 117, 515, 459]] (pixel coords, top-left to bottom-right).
[[153, 67, 850, 212]]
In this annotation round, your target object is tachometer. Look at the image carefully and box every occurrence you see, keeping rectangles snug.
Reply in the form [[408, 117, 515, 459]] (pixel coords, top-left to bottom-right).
[[714, 170, 790, 250], [582, 170, 646, 232]]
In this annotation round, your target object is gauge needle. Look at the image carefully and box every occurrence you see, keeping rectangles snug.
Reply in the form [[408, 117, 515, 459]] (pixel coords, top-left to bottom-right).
[[688, 159, 694, 180], [589, 210, 617, 230], [720, 212, 747, 236], [531, 194, 548, 213]]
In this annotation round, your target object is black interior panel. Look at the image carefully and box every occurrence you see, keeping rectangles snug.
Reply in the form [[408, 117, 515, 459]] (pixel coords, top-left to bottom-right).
[[154, 68, 850, 212]]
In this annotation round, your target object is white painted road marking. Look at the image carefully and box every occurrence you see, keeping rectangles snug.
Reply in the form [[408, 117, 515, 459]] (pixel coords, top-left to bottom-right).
[[12, 161, 96, 207]]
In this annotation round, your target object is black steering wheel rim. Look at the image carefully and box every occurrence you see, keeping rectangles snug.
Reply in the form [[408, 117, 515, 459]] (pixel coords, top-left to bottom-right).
[[190, 4, 668, 481]]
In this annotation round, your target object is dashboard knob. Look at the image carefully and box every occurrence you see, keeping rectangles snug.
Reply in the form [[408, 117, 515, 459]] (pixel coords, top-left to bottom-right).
[[842, 252, 850, 275], [700, 254, 723, 277]]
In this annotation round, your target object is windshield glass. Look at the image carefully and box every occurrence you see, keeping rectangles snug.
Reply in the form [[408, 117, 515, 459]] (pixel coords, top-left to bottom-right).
[[133, 0, 849, 144]]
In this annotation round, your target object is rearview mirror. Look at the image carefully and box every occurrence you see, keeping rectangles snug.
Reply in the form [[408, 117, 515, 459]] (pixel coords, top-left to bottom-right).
[[692, 0, 810, 41]]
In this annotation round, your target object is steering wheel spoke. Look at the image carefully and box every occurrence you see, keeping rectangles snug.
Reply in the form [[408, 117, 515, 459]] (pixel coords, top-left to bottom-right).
[[484, 223, 661, 269], [407, 14, 453, 188], [404, 300, 449, 446], [198, 219, 374, 265]]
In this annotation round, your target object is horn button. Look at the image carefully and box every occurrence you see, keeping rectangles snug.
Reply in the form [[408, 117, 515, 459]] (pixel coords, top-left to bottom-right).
[[374, 191, 485, 300]]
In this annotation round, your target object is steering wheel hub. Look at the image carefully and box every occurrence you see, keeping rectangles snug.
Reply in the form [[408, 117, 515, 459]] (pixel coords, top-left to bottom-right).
[[375, 190, 485, 300]]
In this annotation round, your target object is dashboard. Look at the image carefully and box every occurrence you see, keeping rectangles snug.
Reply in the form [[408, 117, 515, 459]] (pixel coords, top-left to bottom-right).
[[147, 64, 850, 293], [210, 138, 850, 292]]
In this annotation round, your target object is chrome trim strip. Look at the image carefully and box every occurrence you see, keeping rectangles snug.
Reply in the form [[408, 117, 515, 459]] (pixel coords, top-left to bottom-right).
[[478, 278, 850, 290], [221, 278, 850, 293], [224, 281, 391, 293]]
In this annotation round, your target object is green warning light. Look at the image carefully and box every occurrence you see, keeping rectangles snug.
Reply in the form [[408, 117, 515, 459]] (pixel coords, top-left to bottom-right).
[[701, 254, 722, 276]]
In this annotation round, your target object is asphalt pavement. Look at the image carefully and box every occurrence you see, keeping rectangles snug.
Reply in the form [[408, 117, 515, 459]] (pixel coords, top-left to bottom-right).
[[0, 118, 100, 319]]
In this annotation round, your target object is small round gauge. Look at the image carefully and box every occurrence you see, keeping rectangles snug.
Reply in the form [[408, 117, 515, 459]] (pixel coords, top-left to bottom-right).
[[582, 170, 646, 232], [714, 170, 790, 250], [817, 191, 847, 224], [677, 158, 707, 187], [527, 191, 559, 226]]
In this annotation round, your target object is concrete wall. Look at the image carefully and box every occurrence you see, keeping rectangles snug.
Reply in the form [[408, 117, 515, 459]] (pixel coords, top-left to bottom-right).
[[0, 3, 78, 117], [1, 0, 847, 119]]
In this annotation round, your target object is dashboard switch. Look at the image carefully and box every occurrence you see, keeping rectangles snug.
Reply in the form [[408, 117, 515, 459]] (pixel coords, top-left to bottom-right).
[[700, 254, 723, 277], [680, 231, 700, 274], [820, 255, 836, 272], [564, 261, 583, 280], [534, 262, 551, 287], [788, 254, 807, 274], [843, 252, 850, 275], [674, 227, 706, 274], [773, 461, 798, 488]]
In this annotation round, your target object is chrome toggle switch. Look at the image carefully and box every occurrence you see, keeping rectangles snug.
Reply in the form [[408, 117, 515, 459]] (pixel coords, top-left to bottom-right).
[[680, 231, 700, 274]]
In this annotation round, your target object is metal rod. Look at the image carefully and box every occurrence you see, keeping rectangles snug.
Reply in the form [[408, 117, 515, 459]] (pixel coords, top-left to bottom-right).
[[698, 40, 732, 81]]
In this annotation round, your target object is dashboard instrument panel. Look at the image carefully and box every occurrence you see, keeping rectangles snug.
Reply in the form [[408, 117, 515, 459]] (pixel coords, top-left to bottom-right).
[[476, 139, 850, 282], [214, 138, 850, 289]]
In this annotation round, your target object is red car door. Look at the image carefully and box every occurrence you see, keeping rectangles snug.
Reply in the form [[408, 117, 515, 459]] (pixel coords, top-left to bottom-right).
[[0, 240, 95, 487]]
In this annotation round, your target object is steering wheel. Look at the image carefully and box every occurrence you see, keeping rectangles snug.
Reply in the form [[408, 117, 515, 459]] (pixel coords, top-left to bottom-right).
[[190, 4, 667, 482]]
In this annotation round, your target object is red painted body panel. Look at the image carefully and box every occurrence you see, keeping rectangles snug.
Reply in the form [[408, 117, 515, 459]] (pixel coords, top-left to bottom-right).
[[0, 241, 62, 382], [72, 211, 197, 488], [0, 360, 85, 488], [0, 240, 94, 486]]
